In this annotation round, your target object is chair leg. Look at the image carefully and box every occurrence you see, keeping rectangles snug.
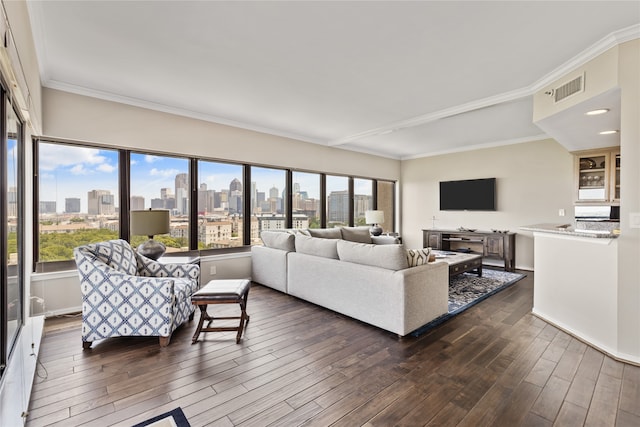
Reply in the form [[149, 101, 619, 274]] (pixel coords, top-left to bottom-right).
[[82, 340, 92, 349], [159, 335, 171, 347]]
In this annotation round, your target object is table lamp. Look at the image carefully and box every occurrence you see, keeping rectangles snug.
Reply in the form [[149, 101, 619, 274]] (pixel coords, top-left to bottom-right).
[[365, 210, 384, 236], [130, 209, 170, 260]]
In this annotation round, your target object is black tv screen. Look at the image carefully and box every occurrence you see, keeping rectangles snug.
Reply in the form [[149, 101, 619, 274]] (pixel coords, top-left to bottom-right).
[[439, 178, 496, 211]]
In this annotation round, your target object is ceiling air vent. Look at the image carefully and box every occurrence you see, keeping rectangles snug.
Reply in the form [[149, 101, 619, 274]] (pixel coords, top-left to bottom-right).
[[551, 73, 585, 103]]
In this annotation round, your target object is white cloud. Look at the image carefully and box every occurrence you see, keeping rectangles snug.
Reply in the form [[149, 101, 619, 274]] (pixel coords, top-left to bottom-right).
[[150, 168, 180, 178], [70, 164, 88, 175], [145, 155, 160, 163], [39, 145, 101, 170], [97, 163, 116, 173], [39, 144, 116, 175]]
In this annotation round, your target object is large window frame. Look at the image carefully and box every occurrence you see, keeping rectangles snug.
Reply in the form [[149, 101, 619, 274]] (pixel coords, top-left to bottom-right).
[[33, 138, 397, 271], [2, 91, 25, 381]]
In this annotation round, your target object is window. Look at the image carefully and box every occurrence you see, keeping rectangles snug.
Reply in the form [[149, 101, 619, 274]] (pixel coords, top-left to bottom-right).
[[377, 180, 395, 233], [3, 98, 24, 379], [34, 139, 397, 268], [130, 153, 189, 253], [326, 175, 349, 228], [250, 166, 286, 244], [37, 142, 120, 262], [353, 178, 373, 226], [292, 171, 321, 229], [196, 160, 244, 249]]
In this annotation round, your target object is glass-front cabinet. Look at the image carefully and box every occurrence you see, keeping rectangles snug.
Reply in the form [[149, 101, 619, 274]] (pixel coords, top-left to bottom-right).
[[574, 147, 620, 204], [611, 151, 620, 202]]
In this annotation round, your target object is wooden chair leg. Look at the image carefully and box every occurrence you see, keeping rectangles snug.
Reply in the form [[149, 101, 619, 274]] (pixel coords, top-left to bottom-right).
[[82, 340, 92, 349], [159, 335, 171, 347]]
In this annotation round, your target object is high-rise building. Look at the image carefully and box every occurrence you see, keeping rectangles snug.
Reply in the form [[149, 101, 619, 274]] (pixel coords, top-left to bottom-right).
[[87, 190, 115, 215], [175, 173, 188, 215], [197, 183, 215, 214], [130, 196, 145, 210], [8, 186, 17, 217], [328, 190, 349, 224], [161, 187, 173, 200], [39, 201, 57, 214], [229, 178, 242, 193], [150, 198, 164, 209], [251, 181, 257, 210], [269, 186, 279, 199], [354, 194, 373, 222], [65, 197, 81, 213]]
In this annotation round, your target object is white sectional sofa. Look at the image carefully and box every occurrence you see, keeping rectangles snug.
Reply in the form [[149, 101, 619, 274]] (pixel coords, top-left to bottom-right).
[[251, 227, 449, 337]]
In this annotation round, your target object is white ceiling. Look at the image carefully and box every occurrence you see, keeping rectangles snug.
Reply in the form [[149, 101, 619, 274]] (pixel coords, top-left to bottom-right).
[[27, 1, 640, 159]]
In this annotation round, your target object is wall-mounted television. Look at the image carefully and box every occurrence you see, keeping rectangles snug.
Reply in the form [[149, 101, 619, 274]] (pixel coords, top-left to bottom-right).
[[439, 178, 496, 211]]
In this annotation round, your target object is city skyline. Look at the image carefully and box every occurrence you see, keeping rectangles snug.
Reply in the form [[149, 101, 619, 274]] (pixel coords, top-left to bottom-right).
[[38, 143, 374, 214]]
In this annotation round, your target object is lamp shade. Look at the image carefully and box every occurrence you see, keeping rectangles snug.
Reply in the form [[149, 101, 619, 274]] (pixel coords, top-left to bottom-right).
[[365, 210, 384, 225], [130, 209, 170, 237]]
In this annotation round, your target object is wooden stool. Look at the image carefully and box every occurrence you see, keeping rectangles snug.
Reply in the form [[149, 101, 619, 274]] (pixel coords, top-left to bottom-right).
[[191, 279, 251, 344]]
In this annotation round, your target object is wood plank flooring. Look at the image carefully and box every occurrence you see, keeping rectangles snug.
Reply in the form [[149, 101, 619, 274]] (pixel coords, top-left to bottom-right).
[[26, 271, 640, 426]]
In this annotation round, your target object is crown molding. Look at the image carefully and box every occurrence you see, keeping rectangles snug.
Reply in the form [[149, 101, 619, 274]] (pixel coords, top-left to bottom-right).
[[529, 23, 640, 93], [43, 79, 327, 146], [400, 134, 550, 161], [333, 23, 640, 148]]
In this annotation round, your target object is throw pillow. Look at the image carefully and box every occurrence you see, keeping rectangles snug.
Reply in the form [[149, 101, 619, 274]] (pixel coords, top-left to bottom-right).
[[295, 234, 339, 259], [260, 231, 296, 252], [307, 228, 343, 239], [406, 248, 432, 267], [340, 226, 372, 244], [337, 240, 409, 271]]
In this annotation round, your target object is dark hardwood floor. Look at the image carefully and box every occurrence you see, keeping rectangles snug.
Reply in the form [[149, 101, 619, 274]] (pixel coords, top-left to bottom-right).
[[26, 271, 640, 427]]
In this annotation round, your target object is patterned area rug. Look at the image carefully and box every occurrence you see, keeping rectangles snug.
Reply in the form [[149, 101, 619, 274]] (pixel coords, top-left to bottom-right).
[[411, 269, 526, 337], [132, 407, 191, 427]]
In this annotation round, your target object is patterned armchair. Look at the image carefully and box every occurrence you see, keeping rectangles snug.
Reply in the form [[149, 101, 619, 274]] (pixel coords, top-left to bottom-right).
[[74, 239, 200, 348]]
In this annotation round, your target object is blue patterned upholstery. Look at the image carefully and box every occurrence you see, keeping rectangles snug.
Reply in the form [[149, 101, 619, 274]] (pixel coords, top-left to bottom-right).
[[74, 239, 200, 347]]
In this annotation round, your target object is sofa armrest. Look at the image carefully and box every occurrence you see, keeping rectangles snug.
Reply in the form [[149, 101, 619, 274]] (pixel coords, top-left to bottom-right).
[[394, 261, 449, 334], [136, 253, 200, 282], [251, 245, 289, 293]]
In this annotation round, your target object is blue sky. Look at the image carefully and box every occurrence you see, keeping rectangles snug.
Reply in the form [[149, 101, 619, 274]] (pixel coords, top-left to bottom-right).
[[38, 143, 372, 213]]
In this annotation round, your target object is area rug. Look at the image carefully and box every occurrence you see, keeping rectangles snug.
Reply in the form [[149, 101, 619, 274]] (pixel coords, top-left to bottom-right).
[[132, 407, 190, 427], [411, 269, 526, 337]]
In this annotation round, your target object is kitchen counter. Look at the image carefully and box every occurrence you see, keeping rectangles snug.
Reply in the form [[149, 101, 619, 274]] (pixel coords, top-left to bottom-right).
[[525, 223, 619, 361], [520, 223, 619, 239]]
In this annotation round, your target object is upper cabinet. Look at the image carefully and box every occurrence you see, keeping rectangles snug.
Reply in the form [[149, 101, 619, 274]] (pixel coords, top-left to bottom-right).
[[574, 147, 620, 204]]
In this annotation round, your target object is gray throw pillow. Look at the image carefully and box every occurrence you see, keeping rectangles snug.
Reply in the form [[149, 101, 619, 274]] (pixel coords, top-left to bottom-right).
[[337, 240, 409, 270], [260, 231, 295, 252], [307, 228, 343, 239], [295, 234, 339, 259], [340, 226, 372, 244]]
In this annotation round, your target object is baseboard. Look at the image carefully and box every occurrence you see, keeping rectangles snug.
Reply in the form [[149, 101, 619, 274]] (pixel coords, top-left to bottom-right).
[[532, 309, 640, 367], [0, 316, 45, 426]]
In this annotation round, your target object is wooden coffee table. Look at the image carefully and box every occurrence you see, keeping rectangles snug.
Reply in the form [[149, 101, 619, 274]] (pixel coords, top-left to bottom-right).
[[432, 250, 483, 278]]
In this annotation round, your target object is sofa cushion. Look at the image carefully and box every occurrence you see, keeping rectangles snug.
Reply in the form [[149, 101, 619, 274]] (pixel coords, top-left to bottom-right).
[[295, 234, 339, 259], [371, 235, 401, 245], [307, 228, 343, 239], [340, 226, 372, 244], [406, 248, 432, 267], [337, 240, 409, 271], [260, 231, 296, 252]]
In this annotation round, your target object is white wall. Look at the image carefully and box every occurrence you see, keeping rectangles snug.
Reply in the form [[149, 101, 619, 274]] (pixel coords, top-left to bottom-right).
[[42, 88, 401, 181], [616, 39, 640, 360], [400, 139, 575, 270]]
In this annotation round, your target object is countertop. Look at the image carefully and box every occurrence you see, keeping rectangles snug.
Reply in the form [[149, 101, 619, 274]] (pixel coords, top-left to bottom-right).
[[520, 223, 619, 239]]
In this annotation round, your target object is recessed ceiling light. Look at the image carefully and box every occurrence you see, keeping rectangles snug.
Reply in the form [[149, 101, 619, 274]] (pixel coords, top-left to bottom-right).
[[599, 130, 619, 135], [586, 109, 609, 115]]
